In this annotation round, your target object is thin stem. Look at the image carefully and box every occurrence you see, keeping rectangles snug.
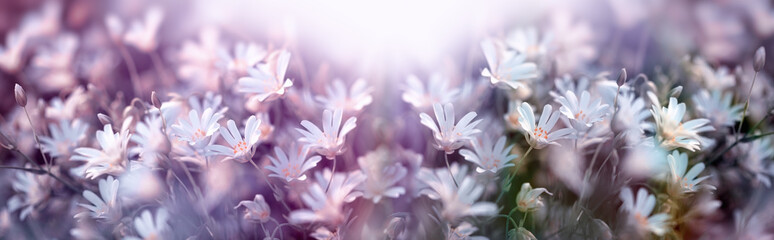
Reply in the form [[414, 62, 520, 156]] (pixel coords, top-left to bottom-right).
[[443, 153, 459, 188], [1, 130, 79, 192], [23, 107, 50, 171], [326, 156, 337, 192], [260, 221, 269, 237], [737, 71, 759, 141], [496, 146, 534, 203], [249, 159, 292, 212], [117, 44, 141, 98], [519, 212, 528, 228], [0, 165, 46, 174], [271, 223, 293, 239]]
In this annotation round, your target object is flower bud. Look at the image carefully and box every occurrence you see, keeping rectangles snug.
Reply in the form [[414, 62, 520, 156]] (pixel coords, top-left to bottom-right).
[[616, 68, 627, 87], [14, 84, 27, 107], [97, 113, 113, 126], [754, 46, 766, 72], [151, 91, 162, 109], [384, 217, 406, 239]]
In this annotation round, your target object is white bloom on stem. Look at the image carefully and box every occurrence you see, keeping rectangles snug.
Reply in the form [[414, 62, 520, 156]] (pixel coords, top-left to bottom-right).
[[446, 222, 488, 240], [619, 187, 670, 236], [736, 135, 774, 187], [316, 79, 373, 114], [176, 27, 221, 82], [667, 150, 711, 193], [402, 74, 459, 110], [311, 226, 341, 240], [481, 38, 538, 90], [506, 27, 552, 60], [171, 108, 223, 149], [235, 194, 271, 223], [417, 167, 497, 222], [40, 119, 88, 159], [356, 147, 407, 203], [75, 176, 120, 221], [266, 143, 322, 182], [556, 90, 610, 131], [0, 30, 28, 73], [71, 119, 132, 179], [651, 97, 715, 151], [32, 33, 78, 70], [218, 42, 266, 75], [612, 93, 651, 141], [130, 115, 168, 167], [517, 102, 574, 149], [207, 116, 261, 163], [691, 57, 735, 90], [288, 169, 366, 226], [7, 170, 51, 220], [419, 103, 482, 154], [189, 92, 228, 117], [45, 87, 87, 120], [691, 90, 743, 128], [515, 183, 552, 212], [123, 6, 164, 52], [297, 108, 357, 159], [460, 136, 517, 173], [237, 50, 293, 102], [124, 208, 169, 240]]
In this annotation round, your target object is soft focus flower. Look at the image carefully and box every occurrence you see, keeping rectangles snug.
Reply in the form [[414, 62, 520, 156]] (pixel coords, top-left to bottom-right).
[[188, 92, 228, 117], [288, 170, 366, 226], [506, 27, 552, 61], [356, 147, 407, 203], [556, 90, 610, 131], [171, 108, 223, 149], [130, 115, 168, 166], [460, 135, 517, 173], [515, 182, 553, 212], [0, 30, 27, 73], [402, 74, 459, 110], [612, 93, 650, 143], [207, 115, 261, 163], [316, 79, 373, 114], [548, 10, 597, 73], [235, 194, 271, 223], [481, 38, 538, 90], [7, 170, 51, 220], [75, 176, 121, 221], [124, 208, 169, 240], [39, 119, 88, 159], [297, 108, 357, 159], [44, 87, 87, 120], [691, 90, 743, 128], [446, 221, 487, 240], [419, 103, 482, 154], [237, 50, 293, 102], [651, 97, 715, 151], [266, 143, 322, 182], [71, 120, 132, 179], [123, 6, 164, 52], [619, 187, 670, 236], [691, 57, 735, 90], [176, 27, 221, 84], [516, 102, 574, 149], [417, 167, 497, 222], [218, 42, 265, 75], [667, 150, 711, 194], [736, 135, 774, 187]]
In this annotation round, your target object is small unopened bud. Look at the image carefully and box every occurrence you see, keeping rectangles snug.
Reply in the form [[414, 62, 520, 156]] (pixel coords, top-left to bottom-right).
[[14, 84, 27, 107], [151, 91, 162, 109], [384, 217, 406, 239], [669, 86, 683, 98], [616, 68, 627, 87], [97, 113, 113, 126], [754, 46, 766, 72]]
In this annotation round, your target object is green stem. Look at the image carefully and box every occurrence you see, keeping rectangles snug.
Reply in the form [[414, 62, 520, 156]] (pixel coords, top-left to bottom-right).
[[496, 146, 534, 203], [737, 71, 759, 141], [519, 212, 528, 228]]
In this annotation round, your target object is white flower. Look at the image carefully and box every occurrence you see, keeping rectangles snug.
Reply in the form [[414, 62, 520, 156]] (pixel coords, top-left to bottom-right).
[[288, 169, 366, 226], [0, 30, 27, 73], [691, 57, 735, 90], [548, 10, 597, 73], [45, 87, 87, 120], [619, 187, 670, 236], [506, 27, 552, 60], [171, 108, 223, 149], [446, 222, 488, 240], [480, 38, 538, 90], [237, 50, 293, 102], [316, 79, 373, 114], [311, 226, 341, 240], [515, 183, 552, 212], [612, 93, 651, 143], [667, 150, 711, 193], [188, 92, 228, 118], [460, 136, 517, 173], [32, 33, 78, 70], [356, 147, 407, 203], [176, 27, 221, 83], [556, 90, 610, 131], [417, 167, 497, 222], [207, 115, 262, 163], [124, 208, 169, 240], [516, 102, 574, 149], [736, 135, 774, 187], [235, 194, 271, 223], [130, 115, 168, 167], [401, 74, 460, 110], [39, 119, 88, 159], [297, 108, 357, 159], [651, 97, 715, 151], [218, 42, 266, 75], [75, 176, 120, 221], [71, 120, 132, 179], [419, 103, 482, 154], [504, 100, 523, 130], [7, 170, 51, 220], [123, 6, 164, 52], [691, 90, 743, 128], [266, 143, 322, 182]]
